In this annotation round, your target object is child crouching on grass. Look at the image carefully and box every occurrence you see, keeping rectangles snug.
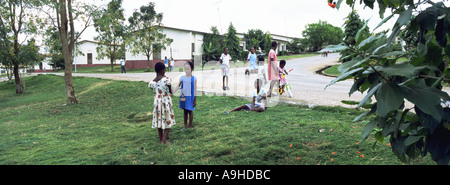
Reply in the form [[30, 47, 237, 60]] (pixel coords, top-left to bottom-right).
[[224, 79, 267, 114], [148, 62, 175, 145]]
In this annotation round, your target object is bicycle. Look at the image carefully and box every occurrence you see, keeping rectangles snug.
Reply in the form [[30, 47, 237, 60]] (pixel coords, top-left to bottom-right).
[[273, 69, 293, 98]]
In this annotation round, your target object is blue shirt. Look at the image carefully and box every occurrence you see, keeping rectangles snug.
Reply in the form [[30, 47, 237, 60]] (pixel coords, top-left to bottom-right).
[[248, 53, 257, 63]]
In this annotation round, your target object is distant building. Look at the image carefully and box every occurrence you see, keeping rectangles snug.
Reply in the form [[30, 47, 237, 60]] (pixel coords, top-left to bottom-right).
[[125, 26, 298, 69], [73, 40, 121, 67], [33, 55, 54, 73]]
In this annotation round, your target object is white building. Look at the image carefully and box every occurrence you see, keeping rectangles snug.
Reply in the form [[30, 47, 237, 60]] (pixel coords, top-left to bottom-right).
[[74, 40, 120, 67], [125, 26, 297, 69], [33, 56, 54, 72]]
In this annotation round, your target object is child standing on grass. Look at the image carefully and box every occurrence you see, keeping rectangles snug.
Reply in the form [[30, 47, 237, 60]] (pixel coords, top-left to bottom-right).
[[148, 62, 175, 145], [173, 62, 197, 131]]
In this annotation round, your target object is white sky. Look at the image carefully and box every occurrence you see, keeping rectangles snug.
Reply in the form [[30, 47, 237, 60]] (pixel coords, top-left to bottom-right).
[[79, 0, 407, 41]]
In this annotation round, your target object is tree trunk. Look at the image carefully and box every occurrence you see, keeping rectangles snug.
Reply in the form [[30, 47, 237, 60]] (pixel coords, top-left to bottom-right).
[[110, 57, 114, 72], [13, 61, 24, 94], [58, 0, 78, 104], [146, 54, 151, 70], [64, 64, 77, 104], [13, 34, 24, 94]]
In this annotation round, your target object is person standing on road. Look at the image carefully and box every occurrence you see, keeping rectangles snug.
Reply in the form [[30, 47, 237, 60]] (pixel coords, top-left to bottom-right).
[[164, 56, 169, 71], [170, 57, 174, 72], [245, 47, 258, 75], [120, 59, 126, 73], [267, 41, 279, 97], [217, 48, 238, 91]]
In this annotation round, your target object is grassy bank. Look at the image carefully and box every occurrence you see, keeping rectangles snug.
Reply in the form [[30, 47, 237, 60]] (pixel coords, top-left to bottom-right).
[[0, 74, 434, 165], [323, 64, 341, 77]]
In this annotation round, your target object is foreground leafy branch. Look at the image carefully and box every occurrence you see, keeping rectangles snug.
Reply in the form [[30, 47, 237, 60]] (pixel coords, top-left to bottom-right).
[[326, 0, 450, 165]]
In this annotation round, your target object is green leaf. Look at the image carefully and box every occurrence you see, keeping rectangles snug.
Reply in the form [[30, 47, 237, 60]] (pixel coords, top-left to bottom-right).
[[416, 6, 439, 31], [390, 135, 408, 162], [358, 33, 385, 50], [363, 0, 375, 9], [374, 131, 384, 143], [379, 51, 406, 58], [346, 0, 354, 6], [326, 67, 364, 89], [375, 82, 405, 117], [374, 14, 393, 31], [349, 77, 367, 96], [377, 0, 387, 19], [402, 85, 442, 121], [357, 82, 382, 108], [338, 56, 362, 73], [404, 135, 423, 146], [386, 26, 401, 49], [396, 5, 413, 27], [341, 100, 359, 105], [375, 63, 416, 78], [355, 19, 370, 45], [361, 120, 377, 142], [417, 42, 428, 57], [336, 0, 344, 9], [353, 111, 370, 122], [320, 44, 348, 53], [342, 57, 371, 74]]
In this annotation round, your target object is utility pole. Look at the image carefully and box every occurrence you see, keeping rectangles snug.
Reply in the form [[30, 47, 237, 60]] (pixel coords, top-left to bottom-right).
[[213, 1, 223, 35]]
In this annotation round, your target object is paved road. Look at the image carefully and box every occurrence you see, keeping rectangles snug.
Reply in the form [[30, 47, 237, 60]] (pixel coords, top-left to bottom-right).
[[11, 53, 447, 108], [32, 53, 364, 107]]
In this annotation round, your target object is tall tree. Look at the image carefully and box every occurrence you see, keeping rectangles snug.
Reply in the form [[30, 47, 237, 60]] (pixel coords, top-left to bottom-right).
[[94, 0, 126, 72], [127, 2, 172, 70], [302, 20, 344, 51], [44, 0, 98, 104], [43, 27, 65, 70], [340, 10, 370, 62], [343, 10, 370, 46], [224, 22, 241, 59], [0, 0, 41, 93], [286, 38, 305, 54], [243, 29, 265, 51], [202, 26, 224, 62], [261, 32, 273, 55]]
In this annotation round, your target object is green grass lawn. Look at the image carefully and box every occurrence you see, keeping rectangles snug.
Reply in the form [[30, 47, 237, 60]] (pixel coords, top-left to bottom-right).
[[322, 65, 341, 77], [0, 74, 435, 165]]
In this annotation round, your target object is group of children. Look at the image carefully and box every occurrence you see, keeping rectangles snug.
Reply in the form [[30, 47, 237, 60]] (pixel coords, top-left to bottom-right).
[[148, 41, 289, 145]]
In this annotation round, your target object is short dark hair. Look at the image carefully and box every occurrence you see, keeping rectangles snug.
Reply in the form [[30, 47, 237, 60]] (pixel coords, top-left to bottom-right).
[[155, 62, 165, 73], [272, 41, 278, 47], [185, 61, 194, 71], [280, 60, 286, 66]]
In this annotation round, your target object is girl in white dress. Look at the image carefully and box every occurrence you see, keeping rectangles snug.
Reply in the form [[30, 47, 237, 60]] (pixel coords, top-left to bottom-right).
[[148, 62, 176, 145]]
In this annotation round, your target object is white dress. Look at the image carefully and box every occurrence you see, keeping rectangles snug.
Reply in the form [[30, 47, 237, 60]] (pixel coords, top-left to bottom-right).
[[148, 76, 176, 129]]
